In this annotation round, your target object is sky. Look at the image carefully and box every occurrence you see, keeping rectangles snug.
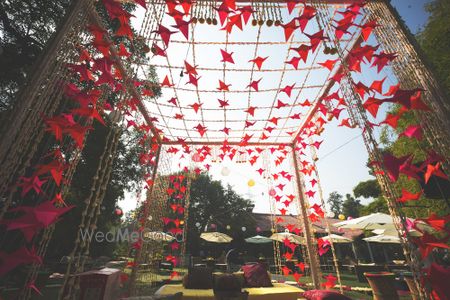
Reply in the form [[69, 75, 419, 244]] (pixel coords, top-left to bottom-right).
[[119, 0, 433, 215]]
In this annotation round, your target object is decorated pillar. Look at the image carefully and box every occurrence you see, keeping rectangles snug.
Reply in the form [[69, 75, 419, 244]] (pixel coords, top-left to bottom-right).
[[291, 147, 321, 290], [366, 0, 450, 171]]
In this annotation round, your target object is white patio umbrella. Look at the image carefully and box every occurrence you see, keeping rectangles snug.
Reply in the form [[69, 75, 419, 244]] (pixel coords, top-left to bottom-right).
[[372, 228, 422, 237], [363, 234, 401, 244], [200, 232, 233, 243], [245, 235, 273, 244], [143, 231, 175, 242], [334, 213, 412, 230], [322, 234, 353, 243], [270, 232, 305, 245]]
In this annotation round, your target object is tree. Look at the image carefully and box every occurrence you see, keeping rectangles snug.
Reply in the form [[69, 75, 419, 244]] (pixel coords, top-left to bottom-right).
[[416, 0, 450, 96], [342, 194, 362, 218], [360, 197, 389, 215], [353, 179, 381, 199], [186, 174, 255, 256], [327, 191, 343, 216], [0, 0, 71, 113]]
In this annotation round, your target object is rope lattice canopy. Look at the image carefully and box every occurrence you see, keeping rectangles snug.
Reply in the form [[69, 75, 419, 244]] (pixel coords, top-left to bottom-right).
[[136, 0, 364, 145]]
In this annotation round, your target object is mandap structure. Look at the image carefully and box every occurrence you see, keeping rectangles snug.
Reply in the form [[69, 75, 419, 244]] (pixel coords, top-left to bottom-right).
[[0, 0, 449, 299]]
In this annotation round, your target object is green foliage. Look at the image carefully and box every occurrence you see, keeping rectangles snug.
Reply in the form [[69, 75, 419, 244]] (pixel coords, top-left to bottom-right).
[[327, 191, 343, 216], [417, 0, 450, 96], [0, 0, 71, 111], [353, 179, 381, 199], [342, 194, 362, 218], [186, 174, 255, 256], [360, 197, 389, 215]]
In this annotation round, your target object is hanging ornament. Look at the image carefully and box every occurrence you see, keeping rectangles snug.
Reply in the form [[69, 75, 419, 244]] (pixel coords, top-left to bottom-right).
[[347, 216, 353, 221], [195, 222, 201, 228], [115, 208, 123, 216], [226, 225, 231, 230], [210, 223, 216, 229], [192, 153, 202, 162], [247, 179, 255, 187], [148, 215, 153, 221], [221, 166, 230, 176], [256, 226, 261, 232], [242, 227, 246, 232], [268, 188, 276, 197], [180, 220, 185, 225], [338, 214, 345, 220], [327, 212, 335, 218]]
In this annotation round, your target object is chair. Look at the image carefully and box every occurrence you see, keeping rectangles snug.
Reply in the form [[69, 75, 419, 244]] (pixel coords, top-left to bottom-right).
[[364, 272, 399, 300], [355, 264, 386, 282]]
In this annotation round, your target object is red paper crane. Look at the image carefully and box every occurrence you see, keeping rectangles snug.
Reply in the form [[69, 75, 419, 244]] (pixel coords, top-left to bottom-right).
[[247, 78, 262, 91], [318, 59, 338, 71], [285, 56, 302, 69], [249, 56, 268, 70], [2, 201, 74, 242], [172, 18, 192, 40], [218, 99, 229, 108], [184, 60, 198, 75], [371, 51, 398, 73], [0, 246, 42, 276], [305, 29, 327, 52], [237, 6, 254, 25], [214, 2, 232, 26], [357, 20, 379, 41], [286, 0, 303, 14], [399, 125, 422, 140], [161, 75, 174, 87], [398, 188, 422, 203], [280, 84, 295, 97], [189, 102, 202, 113], [220, 49, 235, 64], [281, 18, 299, 41], [186, 74, 201, 87], [153, 24, 177, 46], [194, 123, 207, 137], [245, 106, 256, 116], [217, 80, 231, 91], [289, 44, 312, 62], [17, 176, 47, 197], [152, 43, 167, 57]]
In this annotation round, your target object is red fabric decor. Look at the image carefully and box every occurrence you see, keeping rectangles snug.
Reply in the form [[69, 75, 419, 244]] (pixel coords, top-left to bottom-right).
[[241, 263, 272, 287], [302, 290, 353, 300], [429, 263, 450, 300]]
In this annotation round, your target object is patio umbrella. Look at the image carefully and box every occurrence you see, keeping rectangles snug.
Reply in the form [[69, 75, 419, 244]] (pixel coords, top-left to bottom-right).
[[245, 235, 272, 244], [143, 231, 175, 242], [322, 234, 353, 243], [334, 213, 412, 230], [200, 232, 233, 243], [372, 228, 422, 237], [363, 234, 401, 244], [270, 232, 305, 244]]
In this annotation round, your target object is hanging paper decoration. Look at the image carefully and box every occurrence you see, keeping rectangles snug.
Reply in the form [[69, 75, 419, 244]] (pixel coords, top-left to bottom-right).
[[338, 214, 345, 220], [115, 208, 123, 216], [247, 179, 255, 187], [268, 188, 276, 197]]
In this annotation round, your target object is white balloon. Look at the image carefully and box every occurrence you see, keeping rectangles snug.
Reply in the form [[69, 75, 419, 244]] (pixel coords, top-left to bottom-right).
[[221, 166, 230, 176], [241, 227, 246, 232], [195, 222, 201, 228]]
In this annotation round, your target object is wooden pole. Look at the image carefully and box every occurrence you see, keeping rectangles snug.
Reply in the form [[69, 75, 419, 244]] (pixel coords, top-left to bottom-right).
[[291, 147, 321, 289]]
